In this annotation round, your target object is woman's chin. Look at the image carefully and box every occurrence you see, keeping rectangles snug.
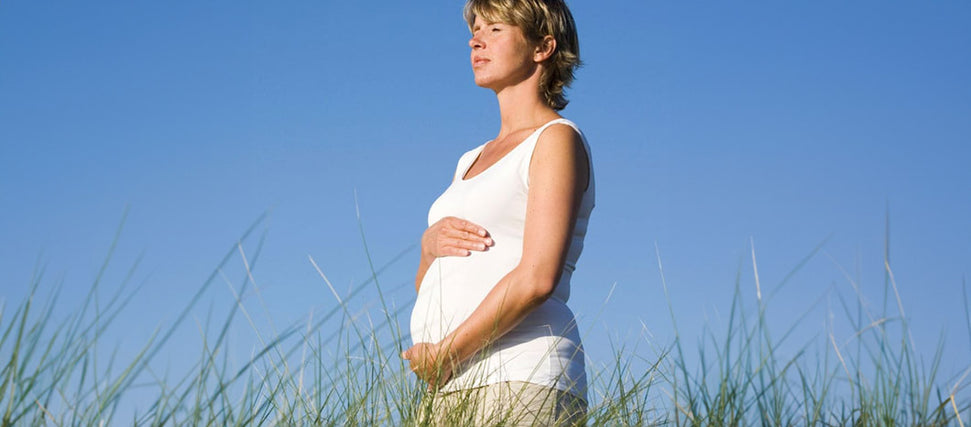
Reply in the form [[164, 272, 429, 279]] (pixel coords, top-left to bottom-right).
[[472, 73, 502, 90], [473, 78, 494, 90]]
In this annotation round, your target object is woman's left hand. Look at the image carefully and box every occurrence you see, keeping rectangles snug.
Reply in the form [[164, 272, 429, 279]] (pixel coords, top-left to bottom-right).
[[401, 342, 454, 389]]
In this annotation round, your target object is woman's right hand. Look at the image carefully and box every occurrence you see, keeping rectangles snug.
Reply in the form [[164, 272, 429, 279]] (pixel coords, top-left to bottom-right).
[[422, 216, 494, 259]]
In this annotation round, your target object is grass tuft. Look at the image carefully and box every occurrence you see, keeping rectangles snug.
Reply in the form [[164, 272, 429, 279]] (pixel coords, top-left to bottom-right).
[[0, 214, 968, 425]]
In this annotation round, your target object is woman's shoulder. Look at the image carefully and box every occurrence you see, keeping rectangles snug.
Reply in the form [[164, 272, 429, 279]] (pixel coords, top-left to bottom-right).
[[532, 118, 587, 153], [517, 118, 581, 153], [543, 117, 583, 134], [533, 118, 587, 155], [547, 117, 580, 131], [528, 117, 593, 190]]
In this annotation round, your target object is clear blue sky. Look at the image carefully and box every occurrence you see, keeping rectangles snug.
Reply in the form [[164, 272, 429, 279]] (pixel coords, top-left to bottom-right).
[[2, 0, 969, 414]]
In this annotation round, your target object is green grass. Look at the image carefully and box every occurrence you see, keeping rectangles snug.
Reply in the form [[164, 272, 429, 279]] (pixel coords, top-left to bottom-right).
[[1, 214, 969, 425]]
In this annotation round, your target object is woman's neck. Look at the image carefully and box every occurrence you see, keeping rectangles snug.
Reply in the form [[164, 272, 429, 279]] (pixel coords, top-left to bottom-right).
[[493, 77, 559, 141]]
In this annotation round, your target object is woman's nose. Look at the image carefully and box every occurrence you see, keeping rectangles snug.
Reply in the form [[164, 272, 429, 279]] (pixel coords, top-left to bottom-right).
[[469, 35, 483, 49]]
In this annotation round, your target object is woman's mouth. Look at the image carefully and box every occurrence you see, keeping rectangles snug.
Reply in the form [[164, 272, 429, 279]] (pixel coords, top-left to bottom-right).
[[472, 56, 489, 68]]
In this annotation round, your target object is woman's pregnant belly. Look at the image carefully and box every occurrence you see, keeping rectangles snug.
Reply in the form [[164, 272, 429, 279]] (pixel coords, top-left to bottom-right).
[[410, 245, 520, 344]]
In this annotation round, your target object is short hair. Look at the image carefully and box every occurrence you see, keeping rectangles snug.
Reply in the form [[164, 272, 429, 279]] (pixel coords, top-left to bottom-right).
[[464, 0, 581, 111]]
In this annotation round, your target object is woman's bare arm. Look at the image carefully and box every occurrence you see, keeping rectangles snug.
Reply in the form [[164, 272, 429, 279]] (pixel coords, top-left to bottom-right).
[[403, 124, 588, 387]]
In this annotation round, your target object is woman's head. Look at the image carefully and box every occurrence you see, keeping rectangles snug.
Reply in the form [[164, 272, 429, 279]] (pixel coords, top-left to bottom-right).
[[464, 0, 580, 111]]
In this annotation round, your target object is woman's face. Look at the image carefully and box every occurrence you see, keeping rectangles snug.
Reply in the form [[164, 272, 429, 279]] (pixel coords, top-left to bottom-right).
[[468, 16, 538, 91]]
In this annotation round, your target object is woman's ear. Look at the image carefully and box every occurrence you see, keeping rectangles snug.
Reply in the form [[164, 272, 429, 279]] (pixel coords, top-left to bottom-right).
[[533, 35, 556, 62]]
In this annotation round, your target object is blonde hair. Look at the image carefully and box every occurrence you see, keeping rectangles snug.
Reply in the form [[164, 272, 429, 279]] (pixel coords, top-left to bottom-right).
[[464, 0, 581, 111]]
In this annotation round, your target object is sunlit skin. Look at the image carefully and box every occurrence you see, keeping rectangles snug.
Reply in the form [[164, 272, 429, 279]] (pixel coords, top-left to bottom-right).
[[402, 16, 590, 389]]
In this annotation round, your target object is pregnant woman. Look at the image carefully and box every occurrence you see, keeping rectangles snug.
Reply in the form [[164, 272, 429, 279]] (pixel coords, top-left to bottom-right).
[[402, 0, 593, 425]]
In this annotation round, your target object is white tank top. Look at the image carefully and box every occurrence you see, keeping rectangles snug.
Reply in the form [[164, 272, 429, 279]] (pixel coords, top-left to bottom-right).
[[410, 118, 594, 398]]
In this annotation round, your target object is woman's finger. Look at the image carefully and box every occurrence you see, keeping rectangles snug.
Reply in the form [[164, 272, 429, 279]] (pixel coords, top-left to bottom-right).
[[442, 245, 471, 257], [443, 228, 472, 240], [443, 233, 484, 249], [448, 217, 489, 237], [443, 227, 493, 248], [445, 238, 485, 251], [425, 217, 493, 259]]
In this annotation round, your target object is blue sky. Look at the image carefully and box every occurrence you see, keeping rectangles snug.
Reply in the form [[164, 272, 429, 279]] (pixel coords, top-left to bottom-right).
[[1, 0, 970, 413]]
